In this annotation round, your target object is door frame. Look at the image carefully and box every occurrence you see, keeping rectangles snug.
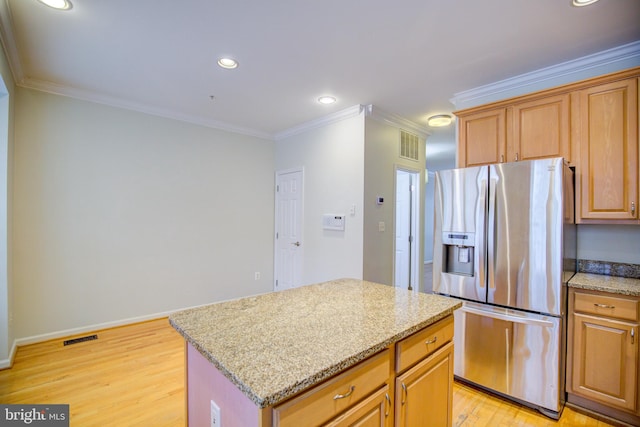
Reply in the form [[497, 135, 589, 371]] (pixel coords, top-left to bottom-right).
[[393, 165, 422, 291], [273, 167, 304, 291]]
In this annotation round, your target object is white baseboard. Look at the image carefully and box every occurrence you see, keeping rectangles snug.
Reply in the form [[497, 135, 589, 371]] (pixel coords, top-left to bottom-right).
[[13, 310, 177, 350], [0, 340, 17, 369], [0, 296, 258, 369]]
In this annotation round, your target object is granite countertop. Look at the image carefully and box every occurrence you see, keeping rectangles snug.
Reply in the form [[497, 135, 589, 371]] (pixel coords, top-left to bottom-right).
[[569, 273, 640, 297], [169, 278, 461, 408]]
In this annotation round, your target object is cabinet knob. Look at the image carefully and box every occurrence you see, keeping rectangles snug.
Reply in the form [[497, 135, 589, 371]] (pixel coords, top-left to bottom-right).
[[515, 153, 519, 162]]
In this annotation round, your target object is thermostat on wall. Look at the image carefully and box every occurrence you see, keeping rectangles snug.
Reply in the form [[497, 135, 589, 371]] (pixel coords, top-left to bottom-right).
[[323, 214, 345, 231]]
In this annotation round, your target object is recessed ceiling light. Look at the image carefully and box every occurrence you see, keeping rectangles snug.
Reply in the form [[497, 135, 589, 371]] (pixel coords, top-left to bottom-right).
[[317, 96, 336, 105], [217, 58, 238, 69], [427, 114, 453, 127], [37, 0, 73, 10], [572, 0, 599, 6]]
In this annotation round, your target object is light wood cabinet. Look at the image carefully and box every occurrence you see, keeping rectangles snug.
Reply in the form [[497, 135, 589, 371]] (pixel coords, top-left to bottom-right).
[[457, 108, 507, 167], [271, 315, 455, 427], [456, 93, 570, 168], [510, 94, 570, 163], [576, 77, 638, 222], [394, 342, 453, 427], [568, 289, 640, 425], [326, 385, 391, 427], [273, 350, 392, 427], [455, 67, 640, 224]]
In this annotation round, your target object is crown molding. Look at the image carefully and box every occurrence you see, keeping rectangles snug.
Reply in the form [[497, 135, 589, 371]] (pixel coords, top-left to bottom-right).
[[274, 104, 365, 141], [450, 40, 640, 108], [363, 105, 430, 140], [0, 0, 23, 84], [19, 77, 274, 140]]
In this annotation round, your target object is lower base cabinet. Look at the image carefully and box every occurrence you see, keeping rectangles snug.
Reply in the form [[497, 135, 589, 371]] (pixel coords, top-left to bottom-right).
[[568, 289, 640, 426], [395, 342, 454, 427], [326, 385, 391, 427], [272, 315, 455, 427]]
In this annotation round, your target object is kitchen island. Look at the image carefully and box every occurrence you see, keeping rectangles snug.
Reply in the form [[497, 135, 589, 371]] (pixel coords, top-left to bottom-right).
[[169, 278, 461, 427]]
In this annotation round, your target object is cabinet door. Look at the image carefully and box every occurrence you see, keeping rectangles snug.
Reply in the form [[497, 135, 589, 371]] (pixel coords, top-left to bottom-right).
[[510, 94, 570, 163], [326, 385, 391, 427], [395, 342, 453, 427], [578, 78, 638, 221], [457, 109, 506, 167], [571, 313, 638, 413]]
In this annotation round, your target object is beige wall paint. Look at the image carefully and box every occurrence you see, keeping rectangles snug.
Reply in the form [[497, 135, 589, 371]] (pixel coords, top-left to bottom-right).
[[12, 88, 275, 340], [0, 38, 15, 363], [363, 117, 426, 288], [275, 112, 365, 285]]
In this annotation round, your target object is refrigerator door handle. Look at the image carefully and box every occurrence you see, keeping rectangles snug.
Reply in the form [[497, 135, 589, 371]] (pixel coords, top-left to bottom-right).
[[477, 173, 488, 291], [460, 304, 555, 328], [487, 166, 497, 290]]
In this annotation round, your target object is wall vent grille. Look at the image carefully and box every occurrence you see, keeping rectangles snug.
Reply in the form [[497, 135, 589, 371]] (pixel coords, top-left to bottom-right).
[[400, 131, 420, 161]]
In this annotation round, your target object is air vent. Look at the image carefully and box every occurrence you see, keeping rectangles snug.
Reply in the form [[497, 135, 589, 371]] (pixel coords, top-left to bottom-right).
[[400, 130, 420, 161], [64, 334, 98, 346]]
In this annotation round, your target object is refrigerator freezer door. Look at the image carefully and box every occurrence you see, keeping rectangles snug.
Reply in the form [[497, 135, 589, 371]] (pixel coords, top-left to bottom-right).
[[454, 301, 563, 415], [433, 166, 487, 303], [488, 158, 567, 315]]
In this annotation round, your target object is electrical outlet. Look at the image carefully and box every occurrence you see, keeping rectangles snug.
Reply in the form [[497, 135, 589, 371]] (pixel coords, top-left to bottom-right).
[[254, 272, 261, 280], [210, 400, 221, 427]]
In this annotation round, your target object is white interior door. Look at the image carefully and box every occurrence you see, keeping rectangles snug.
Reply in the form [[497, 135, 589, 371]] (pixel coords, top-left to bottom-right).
[[394, 169, 419, 290], [274, 169, 303, 291]]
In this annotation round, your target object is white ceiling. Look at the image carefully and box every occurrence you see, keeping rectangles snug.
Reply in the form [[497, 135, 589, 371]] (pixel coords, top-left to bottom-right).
[[1, 0, 639, 143]]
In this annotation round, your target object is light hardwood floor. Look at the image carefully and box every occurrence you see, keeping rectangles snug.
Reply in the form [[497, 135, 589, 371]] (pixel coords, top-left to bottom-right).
[[0, 319, 616, 426]]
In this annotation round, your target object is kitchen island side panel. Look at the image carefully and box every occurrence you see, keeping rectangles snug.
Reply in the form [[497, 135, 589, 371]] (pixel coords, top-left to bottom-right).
[[187, 342, 267, 427]]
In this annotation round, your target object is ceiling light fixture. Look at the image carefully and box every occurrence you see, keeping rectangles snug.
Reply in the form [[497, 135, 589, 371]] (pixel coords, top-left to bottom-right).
[[217, 58, 238, 69], [317, 96, 336, 105], [427, 114, 453, 127], [571, 0, 599, 6], [37, 0, 73, 10]]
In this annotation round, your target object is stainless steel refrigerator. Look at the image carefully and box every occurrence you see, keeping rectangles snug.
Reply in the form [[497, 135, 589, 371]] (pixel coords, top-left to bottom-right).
[[433, 157, 576, 419]]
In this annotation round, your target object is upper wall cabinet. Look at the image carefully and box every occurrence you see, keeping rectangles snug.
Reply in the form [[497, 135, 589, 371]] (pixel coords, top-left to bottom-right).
[[456, 93, 571, 168], [576, 77, 638, 223], [457, 109, 506, 167], [510, 94, 570, 163], [454, 67, 640, 224]]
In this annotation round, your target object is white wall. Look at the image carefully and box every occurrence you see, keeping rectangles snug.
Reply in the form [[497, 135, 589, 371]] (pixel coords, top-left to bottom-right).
[[577, 225, 640, 264], [12, 88, 275, 341], [363, 117, 426, 288], [0, 40, 14, 365], [275, 112, 365, 285]]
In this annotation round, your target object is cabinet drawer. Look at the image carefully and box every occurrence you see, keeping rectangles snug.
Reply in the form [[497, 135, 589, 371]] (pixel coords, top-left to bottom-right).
[[273, 349, 391, 427], [395, 315, 454, 373], [574, 292, 639, 321]]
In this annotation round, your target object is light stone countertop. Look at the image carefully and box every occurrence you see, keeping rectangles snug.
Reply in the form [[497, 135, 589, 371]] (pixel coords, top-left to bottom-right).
[[169, 278, 461, 408], [568, 273, 640, 297]]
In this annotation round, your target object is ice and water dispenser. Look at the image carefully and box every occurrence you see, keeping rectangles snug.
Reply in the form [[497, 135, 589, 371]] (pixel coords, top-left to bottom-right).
[[442, 232, 475, 277]]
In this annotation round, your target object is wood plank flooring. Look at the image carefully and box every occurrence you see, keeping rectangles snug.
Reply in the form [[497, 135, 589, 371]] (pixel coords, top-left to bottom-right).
[[0, 318, 617, 426]]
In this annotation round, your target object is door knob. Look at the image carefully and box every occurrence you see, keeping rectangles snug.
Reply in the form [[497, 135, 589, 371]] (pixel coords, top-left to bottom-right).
[[292, 241, 301, 247]]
